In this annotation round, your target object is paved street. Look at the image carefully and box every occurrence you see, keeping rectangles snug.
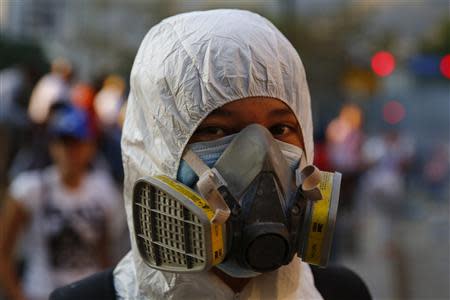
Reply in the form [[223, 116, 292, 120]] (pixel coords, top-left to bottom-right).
[[339, 194, 449, 300]]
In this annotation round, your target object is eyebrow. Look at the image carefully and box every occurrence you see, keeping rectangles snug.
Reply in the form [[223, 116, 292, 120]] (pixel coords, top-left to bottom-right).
[[209, 106, 296, 119], [267, 108, 297, 119]]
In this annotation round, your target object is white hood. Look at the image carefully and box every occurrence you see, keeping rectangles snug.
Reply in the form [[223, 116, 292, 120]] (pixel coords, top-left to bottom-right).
[[115, 9, 320, 299]]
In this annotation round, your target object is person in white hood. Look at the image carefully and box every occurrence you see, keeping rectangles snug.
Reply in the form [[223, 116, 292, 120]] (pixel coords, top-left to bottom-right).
[[50, 9, 371, 300]]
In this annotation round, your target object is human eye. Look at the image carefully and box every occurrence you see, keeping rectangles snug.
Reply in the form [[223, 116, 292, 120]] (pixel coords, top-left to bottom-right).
[[191, 126, 227, 142], [269, 124, 295, 138], [197, 126, 226, 136]]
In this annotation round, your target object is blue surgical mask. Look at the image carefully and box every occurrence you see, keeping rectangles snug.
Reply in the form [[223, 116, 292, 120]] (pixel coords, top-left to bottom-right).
[[177, 134, 303, 187]]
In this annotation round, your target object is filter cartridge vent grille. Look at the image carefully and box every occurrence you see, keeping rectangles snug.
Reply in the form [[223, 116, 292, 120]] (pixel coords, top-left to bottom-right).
[[134, 181, 207, 271]]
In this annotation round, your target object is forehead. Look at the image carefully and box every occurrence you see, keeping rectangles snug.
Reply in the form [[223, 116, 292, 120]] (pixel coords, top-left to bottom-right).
[[204, 97, 298, 125]]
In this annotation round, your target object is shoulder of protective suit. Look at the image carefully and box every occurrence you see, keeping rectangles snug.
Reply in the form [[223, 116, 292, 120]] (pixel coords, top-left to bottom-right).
[[50, 264, 371, 300], [310, 264, 372, 300]]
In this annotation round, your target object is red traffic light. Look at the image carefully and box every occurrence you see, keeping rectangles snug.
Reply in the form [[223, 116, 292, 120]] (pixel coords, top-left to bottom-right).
[[440, 54, 450, 79], [371, 51, 396, 77]]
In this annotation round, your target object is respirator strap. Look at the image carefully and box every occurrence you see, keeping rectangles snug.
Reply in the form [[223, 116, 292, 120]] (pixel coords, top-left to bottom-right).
[[182, 149, 231, 224], [296, 165, 323, 201]]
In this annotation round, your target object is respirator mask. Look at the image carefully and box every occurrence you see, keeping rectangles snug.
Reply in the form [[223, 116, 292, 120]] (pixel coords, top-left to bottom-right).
[[132, 124, 341, 277]]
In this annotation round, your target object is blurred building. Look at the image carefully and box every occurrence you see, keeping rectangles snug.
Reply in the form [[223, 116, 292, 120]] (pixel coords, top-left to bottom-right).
[[2, 0, 160, 79], [2, 0, 447, 82]]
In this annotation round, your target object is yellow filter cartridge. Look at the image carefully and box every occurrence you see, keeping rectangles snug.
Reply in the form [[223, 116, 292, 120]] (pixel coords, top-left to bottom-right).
[[133, 175, 226, 273], [302, 171, 341, 267]]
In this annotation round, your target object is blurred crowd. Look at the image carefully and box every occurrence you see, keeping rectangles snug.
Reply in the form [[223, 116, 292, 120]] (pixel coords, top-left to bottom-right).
[[0, 58, 129, 300], [315, 103, 449, 299], [0, 58, 127, 186]]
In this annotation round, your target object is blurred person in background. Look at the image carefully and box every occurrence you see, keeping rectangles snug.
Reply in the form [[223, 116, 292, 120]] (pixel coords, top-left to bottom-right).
[[313, 126, 332, 172], [93, 75, 125, 129], [326, 103, 366, 256], [422, 143, 450, 202], [8, 58, 74, 179], [357, 129, 415, 299], [360, 129, 415, 217], [93, 74, 126, 184], [70, 82, 98, 132], [0, 63, 37, 199], [326, 103, 365, 200], [27, 58, 73, 125], [0, 103, 126, 300], [71, 80, 130, 261], [70, 78, 129, 256]]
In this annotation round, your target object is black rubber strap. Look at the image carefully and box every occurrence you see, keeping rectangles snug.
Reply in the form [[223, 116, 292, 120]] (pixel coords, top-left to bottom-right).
[[311, 265, 372, 300], [49, 268, 116, 300]]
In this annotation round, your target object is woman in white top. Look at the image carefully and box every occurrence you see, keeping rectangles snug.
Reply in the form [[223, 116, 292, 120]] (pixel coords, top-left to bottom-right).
[[0, 103, 125, 300]]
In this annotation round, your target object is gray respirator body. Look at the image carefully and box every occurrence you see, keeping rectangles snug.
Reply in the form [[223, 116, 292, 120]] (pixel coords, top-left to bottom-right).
[[132, 124, 341, 277]]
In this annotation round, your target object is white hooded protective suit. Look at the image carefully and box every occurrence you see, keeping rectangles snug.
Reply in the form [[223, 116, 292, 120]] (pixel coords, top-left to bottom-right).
[[115, 9, 323, 300]]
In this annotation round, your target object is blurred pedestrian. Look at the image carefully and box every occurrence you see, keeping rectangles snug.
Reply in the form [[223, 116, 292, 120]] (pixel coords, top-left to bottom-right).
[[27, 58, 73, 125], [70, 82, 100, 144], [423, 143, 450, 202], [93, 74, 126, 184], [93, 74, 125, 129], [358, 129, 415, 299], [360, 130, 415, 216], [326, 103, 366, 256], [8, 58, 74, 178], [0, 64, 35, 198], [0, 104, 125, 300], [313, 126, 332, 172], [326, 103, 365, 203]]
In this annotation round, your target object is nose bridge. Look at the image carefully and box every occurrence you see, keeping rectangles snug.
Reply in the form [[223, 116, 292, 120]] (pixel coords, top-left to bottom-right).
[[234, 110, 270, 129], [214, 124, 292, 198]]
